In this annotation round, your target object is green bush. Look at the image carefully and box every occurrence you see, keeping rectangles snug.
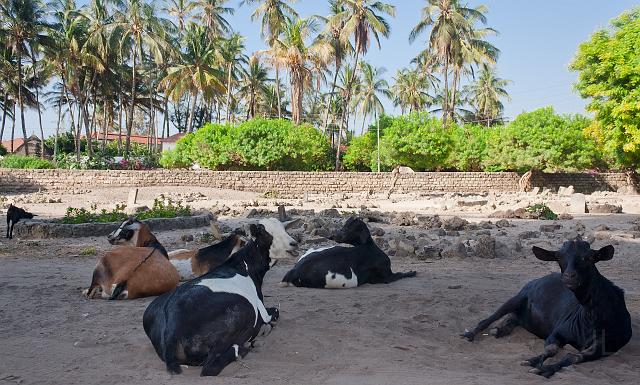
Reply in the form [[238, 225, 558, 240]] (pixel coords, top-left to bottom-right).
[[343, 131, 376, 171], [163, 119, 333, 171], [526, 203, 559, 220], [0, 155, 55, 169], [380, 113, 453, 171], [483, 107, 600, 172], [0, 143, 7, 156], [61, 198, 191, 224], [446, 125, 492, 171]]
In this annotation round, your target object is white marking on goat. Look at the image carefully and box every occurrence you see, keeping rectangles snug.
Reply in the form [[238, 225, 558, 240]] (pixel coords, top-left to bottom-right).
[[198, 274, 271, 326], [258, 218, 297, 259], [232, 344, 239, 359], [171, 259, 194, 281], [129, 222, 142, 246], [325, 269, 358, 289], [297, 246, 338, 262]]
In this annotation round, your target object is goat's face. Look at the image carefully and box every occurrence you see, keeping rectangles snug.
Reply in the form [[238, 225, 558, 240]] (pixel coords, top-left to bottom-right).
[[331, 217, 370, 246], [533, 240, 615, 291], [256, 218, 298, 259], [108, 218, 142, 246], [247, 223, 275, 280]]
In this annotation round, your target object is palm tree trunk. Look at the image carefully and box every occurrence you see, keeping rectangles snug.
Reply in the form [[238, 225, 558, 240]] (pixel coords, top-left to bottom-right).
[[0, 93, 8, 142], [162, 94, 169, 139], [187, 90, 197, 132], [336, 50, 361, 170], [275, 65, 282, 119], [450, 68, 460, 123], [54, 98, 62, 160], [101, 102, 108, 151], [17, 48, 29, 156], [376, 110, 381, 173], [322, 62, 340, 135], [442, 53, 450, 126], [126, 47, 138, 159], [30, 50, 45, 158], [118, 91, 123, 154], [61, 74, 78, 158], [11, 104, 16, 153], [226, 63, 233, 123]]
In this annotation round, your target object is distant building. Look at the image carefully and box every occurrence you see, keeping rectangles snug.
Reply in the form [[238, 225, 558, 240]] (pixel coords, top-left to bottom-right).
[[162, 133, 186, 152], [1, 135, 45, 156], [92, 132, 154, 146]]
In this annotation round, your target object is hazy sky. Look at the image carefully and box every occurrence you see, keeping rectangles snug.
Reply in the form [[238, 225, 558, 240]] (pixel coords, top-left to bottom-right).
[[3, 0, 638, 141]]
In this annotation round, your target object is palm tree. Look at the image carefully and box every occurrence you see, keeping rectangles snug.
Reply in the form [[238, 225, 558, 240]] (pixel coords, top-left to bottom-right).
[[193, 0, 234, 38], [241, 0, 298, 119], [464, 63, 510, 126], [271, 17, 330, 124], [163, 0, 195, 32], [356, 62, 389, 172], [329, 0, 395, 169], [239, 55, 271, 119], [409, 0, 494, 125], [219, 33, 247, 123], [391, 67, 434, 114], [0, 0, 52, 156], [319, 0, 352, 135], [107, 0, 171, 157], [161, 23, 226, 132]]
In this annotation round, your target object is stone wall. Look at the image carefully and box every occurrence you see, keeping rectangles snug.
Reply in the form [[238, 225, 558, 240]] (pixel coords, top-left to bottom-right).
[[0, 169, 633, 197]]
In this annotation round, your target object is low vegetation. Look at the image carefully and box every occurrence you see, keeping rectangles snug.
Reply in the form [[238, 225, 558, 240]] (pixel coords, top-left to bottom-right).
[[61, 199, 191, 224], [0, 156, 55, 169], [526, 204, 559, 220]]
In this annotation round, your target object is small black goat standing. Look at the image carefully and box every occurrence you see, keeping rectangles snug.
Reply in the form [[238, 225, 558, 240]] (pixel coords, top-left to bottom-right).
[[462, 239, 632, 378], [6, 204, 36, 239]]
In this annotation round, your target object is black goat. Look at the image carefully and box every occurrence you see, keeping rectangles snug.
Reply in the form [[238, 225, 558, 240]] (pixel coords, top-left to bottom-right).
[[462, 240, 632, 378], [6, 204, 36, 239]]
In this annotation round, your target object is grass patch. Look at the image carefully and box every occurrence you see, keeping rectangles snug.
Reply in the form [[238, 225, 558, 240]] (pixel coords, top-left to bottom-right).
[[0, 155, 55, 169], [526, 203, 559, 220], [80, 246, 97, 256], [61, 199, 191, 224]]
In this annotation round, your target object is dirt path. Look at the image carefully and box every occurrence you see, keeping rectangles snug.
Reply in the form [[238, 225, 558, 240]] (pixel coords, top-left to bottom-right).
[[1, 221, 639, 385]]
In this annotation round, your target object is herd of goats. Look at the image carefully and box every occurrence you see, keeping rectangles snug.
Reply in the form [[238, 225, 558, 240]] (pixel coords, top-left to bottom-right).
[[4, 203, 634, 378]]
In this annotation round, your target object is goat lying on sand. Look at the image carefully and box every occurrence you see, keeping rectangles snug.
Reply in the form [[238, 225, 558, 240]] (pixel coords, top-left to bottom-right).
[[83, 218, 179, 300], [462, 239, 632, 378]]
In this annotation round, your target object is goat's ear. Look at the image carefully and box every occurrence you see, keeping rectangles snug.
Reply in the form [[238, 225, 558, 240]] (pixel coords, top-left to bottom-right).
[[532, 246, 557, 261], [593, 245, 615, 263]]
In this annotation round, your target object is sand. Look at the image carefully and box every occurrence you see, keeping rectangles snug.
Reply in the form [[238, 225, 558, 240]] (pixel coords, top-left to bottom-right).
[[0, 187, 639, 385]]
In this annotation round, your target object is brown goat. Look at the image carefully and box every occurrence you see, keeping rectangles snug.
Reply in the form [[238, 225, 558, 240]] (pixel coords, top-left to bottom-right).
[[169, 233, 245, 280], [83, 218, 179, 300]]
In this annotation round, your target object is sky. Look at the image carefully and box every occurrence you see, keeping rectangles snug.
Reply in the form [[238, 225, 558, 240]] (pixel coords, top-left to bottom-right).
[[3, 0, 639, 141]]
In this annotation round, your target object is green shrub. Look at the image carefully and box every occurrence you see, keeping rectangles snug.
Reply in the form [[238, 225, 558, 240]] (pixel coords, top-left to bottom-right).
[[526, 203, 559, 220], [380, 113, 453, 171], [343, 131, 376, 171], [0, 143, 7, 156], [188, 123, 236, 169], [0, 155, 55, 169], [484, 107, 600, 172], [446, 125, 492, 171], [61, 199, 191, 224]]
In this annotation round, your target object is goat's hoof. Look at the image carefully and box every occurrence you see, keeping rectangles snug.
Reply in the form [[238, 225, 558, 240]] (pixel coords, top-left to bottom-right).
[[521, 360, 534, 367], [460, 331, 475, 341], [528, 368, 541, 374]]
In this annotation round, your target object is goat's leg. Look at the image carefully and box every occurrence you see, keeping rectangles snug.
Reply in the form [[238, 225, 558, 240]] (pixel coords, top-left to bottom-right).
[[200, 344, 250, 377], [462, 294, 525, 341], [521, 337, 562, 368], [7, 219, 13, 239], [490, 313, 520, 338], [530, 343, 602, 378]]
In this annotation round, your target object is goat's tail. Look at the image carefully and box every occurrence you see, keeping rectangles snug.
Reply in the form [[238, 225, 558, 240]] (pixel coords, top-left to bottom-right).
[[385, 271, 417, 283]]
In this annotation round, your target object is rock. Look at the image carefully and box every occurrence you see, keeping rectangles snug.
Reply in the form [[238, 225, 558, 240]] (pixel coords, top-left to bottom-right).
[[305, 237, 330, 245], [370, 227, 385, 237], [180, 234, 194, 242], [540, 223, 562, 233], [445, 230, 460, 237], [126, 204, 149, 215], [443, 216, 469, 231], [593, 224, 609, 232], [473, 236, 496, 259], [442, 242, 467, 258], [569, 194, 586, 214], [277, 205, 290, 222], [587, 203, 622, 214], [563, 231, 580, 240], [457, 199, 488, 207], [558, 213, 574, 220], [430, 228, 447, 237], [397, 240, 416, 255], [513, 208, 535, 219], [242, 208, 258, 218], [415, 215, 442, 229], [495, 219, 512, 228], [395, 249, 410, 258], [586, 234, 596, 244], [319, 208, 341, 218], [530, 187, 540, 195], [415, 246, 442, 260], [359, 208, 387, 223], [392, 212, 415, 226], [574, 221, 586, 233], [475, 229, 491, 236], [518, 231, 540, 240], [558, 186, 575, 196], [479, 221, 495, 229], [495, 241, 513, 258], [617, 185, 638, 195]]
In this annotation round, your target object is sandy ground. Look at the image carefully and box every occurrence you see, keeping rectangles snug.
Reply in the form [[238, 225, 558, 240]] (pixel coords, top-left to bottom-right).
[[1, 187, 639, 385]]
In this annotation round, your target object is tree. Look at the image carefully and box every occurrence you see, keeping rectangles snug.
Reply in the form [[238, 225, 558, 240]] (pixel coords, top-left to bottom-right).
[[409, 0, 494, 125], [193, 0, 234, 38], [271, 17, 330, 124], [239, 55, 271, 119], [219, 33, 246, 123], [0, 0, 52, 156], [161, 23, 226, 132], [391, 67, 434, 114], [163, 0, 195, 32], [570, 8, 640, 167], [464, 63, 510, 126], [241, 0, 298, 119], [329, 0, 395, 169], [355, 62, 389, 171]]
